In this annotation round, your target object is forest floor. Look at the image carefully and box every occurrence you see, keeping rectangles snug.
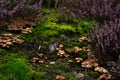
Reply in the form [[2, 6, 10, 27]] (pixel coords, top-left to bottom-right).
[[0, 9, 117, 80]]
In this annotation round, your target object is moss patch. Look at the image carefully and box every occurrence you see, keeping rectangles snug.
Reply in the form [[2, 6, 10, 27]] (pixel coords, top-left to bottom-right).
[[0, 53, 45, 80]]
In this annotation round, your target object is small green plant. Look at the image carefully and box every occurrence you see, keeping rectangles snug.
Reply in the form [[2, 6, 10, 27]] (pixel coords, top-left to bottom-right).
[[88, 69, 100, 78], [0, 48, 7, 55], [65, 40, 88, 49], [78, 41, 88, 47], [80, 51, 87, 59], [76, 19, 94, 36]]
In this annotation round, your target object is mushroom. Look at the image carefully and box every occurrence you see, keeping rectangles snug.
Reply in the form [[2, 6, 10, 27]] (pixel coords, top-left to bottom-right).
[[56, 75, 65, 80], [94, 67, 108, 73], [50, 61, 56, 64], [86, 49, 91, 52], [68, 60, 73, 63], [75, 57, 83, 63], [81, 60, 93, 68], [97, 74, 112, 80], [38, 60, 44, 63], [58, 44, 64, 48], [6, 42, 12, 45], [56, 47, 61, 51], [73, 46, 81, 53], [0, 33, 24, 47], [82, 47, 87, 51], [78, 36, 87, 41], [81, 57, 98, 68], [7, 18, 35, 34], [57, 50, 66, 57], [38, 53, 44, 57], [31, 57, 39, 63]]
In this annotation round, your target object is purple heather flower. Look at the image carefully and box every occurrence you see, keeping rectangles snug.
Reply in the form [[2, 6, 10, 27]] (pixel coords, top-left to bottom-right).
[[89, 19, 120, 62]]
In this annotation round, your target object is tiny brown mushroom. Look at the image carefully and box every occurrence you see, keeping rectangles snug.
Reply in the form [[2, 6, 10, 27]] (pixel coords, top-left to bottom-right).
[[97, 74, 112, 80], [68, 60, 73, 63], [81, 58, 98, 68], [59, 44, 64, 48], [78, 36, 87, 41], [75, 57, 83, 63], [94, 67, 108, 73], [31, 57, 39, 63], [93, 63, 99, 67], [86, 49, 91, 52], [56, 75, 65, 80], [6, 42, 12, 45], [38, 53, 44, 57], [73, 46, 81, 53], [2, 44, 7, 47], [50, 61, 56, 64], [22, 31, 28, 34], [39, 60, 44, 63], [56, 47, 61, 51], [81, 60, 92, 68], [57, 50, 66, 57], [82, 47, 87, 51], [81, 36, 87, 40]]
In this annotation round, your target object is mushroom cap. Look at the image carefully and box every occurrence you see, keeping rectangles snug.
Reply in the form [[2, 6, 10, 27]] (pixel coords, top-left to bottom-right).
[[56, 75, 65, 80], [94, 67, 108, 73], [58, 44, 64, 48], [98, 74, 112, 80]]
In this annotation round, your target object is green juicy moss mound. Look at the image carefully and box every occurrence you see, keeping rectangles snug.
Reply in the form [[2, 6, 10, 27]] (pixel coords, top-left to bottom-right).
[[0, 53, 44, 80]]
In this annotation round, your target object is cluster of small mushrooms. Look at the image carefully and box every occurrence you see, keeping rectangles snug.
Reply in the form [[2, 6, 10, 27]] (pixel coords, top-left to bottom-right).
[[30, 36, 112, 80], [0, 18, 38, 48], [7, 18, 36, 34], [56, 36, 112, 80], [31, 53, 48, 63], [0, 33, 23, 47]]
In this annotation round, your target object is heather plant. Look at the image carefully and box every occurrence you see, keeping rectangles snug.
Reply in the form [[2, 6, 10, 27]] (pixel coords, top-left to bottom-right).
[[0, 0, 42, 23], [110, 64, 120, 77], [60, 0, 93, 19], [89, 19, 120, 64], [91, 0, 120, 21], [107, 61, 120, 79], [59, 0, 120, 22], [42, 0, 63, 8]]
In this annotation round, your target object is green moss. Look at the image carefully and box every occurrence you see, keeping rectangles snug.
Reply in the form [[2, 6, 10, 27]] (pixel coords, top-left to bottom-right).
[[78, 41, 88, 47], [60, 71, 78, 80], [59, 24, 75, 32], [5, 59, 30, 80], [65, 40, 88, 49], [21, 9, 76, 44], [41, 8, 51, 13], [0, 54, 45, 80], [88, 69, 100, 77], [21, 8, 94, 47], [36, 21, 75, 37], [76, 19, 94, 36], [0, 48, 7, 55], [24, 71, 45, 80], [41, 30, 59, 37], [80, 51, 87, 59], [0, 75, 8, 80]]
